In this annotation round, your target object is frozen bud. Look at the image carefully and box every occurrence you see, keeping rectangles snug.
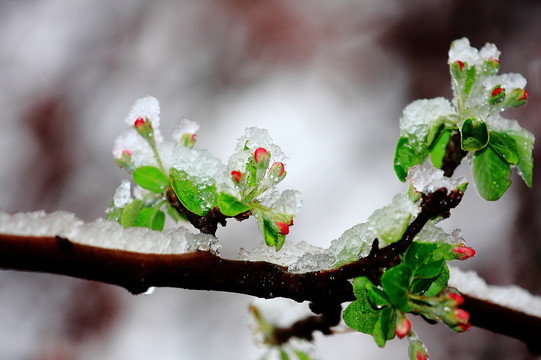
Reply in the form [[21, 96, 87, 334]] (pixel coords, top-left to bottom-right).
[[448, 308, 471, 332], [231, 170, 242, 184], [134, 117, 146, 128], [275, 221, 290, 235], [455, 60, 465, 71], [172, 118, 200, 148], [408, 337, 429, 360], [395, 316, 411, 339], [489, 86, 505, 105], [270, 162, 285, 177], [254, 147, 270, 165], [503, 88, 528, 108], [518, 89, 528, 101], [452, 245, 476, 260]]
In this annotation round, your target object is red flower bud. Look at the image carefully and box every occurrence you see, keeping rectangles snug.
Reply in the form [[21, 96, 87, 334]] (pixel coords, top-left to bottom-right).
[[454, 308, 470, 323], [456, 60, 465, 71], [231, 170, 242, 183], [134, 117, 146, 128], [491, 87, 503, 97], [518, 89, 528, 101], [254, 147, 269, 164], [452, 245, 476, 260], [447, 292, 464, 306], [457, 322, 471, 332], [275, 221, 289, 235], [395, 317, 411, 339]]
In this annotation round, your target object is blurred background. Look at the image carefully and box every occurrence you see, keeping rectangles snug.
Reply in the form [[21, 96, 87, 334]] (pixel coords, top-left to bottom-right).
[[1, 0, 540, 359]]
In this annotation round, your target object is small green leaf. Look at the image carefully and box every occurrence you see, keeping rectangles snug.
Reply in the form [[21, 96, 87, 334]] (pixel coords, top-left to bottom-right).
[[218, 192, 250, 216], [394, 136, 429, 182], [344, 278, 380, 335], [372, 307, 396, 347], [169, 168, 218, 216], [489, 131, 519, 165], [424, 263, 450, 297], [133, 166, 169, 193], [381, 264, 413, 312], [367, 283, 391, 308], [460, 118, 489, 151], [429, 128, 452, 169], [473, 146, 511, 200], [105, 202, 123, 222], [293, 350, 311, 360], [120, 199, 144, 228], [507, 130, 534, 187], [135, 207, 165, 231]]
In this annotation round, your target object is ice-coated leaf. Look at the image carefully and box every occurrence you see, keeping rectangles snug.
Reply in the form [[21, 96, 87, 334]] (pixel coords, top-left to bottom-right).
[[489, 131, 519, 165], [169, 168, 218, 216], [381, 264, 413, 312], [133, 166, 169, 193], [120, 199, 144, 228], [460, 118, 489, 151], [473, 146, 511, 200], [464, 65, 476, 95], [135, 207, 165, 231], [293, 350, 311, 360], [508, 130, 534, 187], [368, 194, 417, 244], [394, 136, 429, 182], [429, 128, 452, 169], [218, 192, 250, 217], [367, 282, 391, 308], [279, 349, 289, 360]]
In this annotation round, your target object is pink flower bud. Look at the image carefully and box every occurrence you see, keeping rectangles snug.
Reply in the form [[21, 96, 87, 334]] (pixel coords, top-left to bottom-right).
[[254, 147, 269, 164], [275, 221, 289, 235], [134, 117, 146, 128], [395, 317, 411, 339], [447, 292, 464, 306], [456, 60, 464, 71], [452, 245, 476, 260], [453, 308, 470, 323], [518, 89, 528, 101], [122, 149, 132, 157], [270, 162, 285, 177], [231, 170, 242, 183]]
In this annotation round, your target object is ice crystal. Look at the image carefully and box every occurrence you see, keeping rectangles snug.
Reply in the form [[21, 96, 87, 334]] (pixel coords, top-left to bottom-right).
[[407, 165, 467, 194], [113, 180, 132, 208], [399, 97, 453, 136]]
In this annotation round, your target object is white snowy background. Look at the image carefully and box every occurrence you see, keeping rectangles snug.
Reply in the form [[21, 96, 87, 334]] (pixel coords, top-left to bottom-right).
[[1, 1, 540, 359]]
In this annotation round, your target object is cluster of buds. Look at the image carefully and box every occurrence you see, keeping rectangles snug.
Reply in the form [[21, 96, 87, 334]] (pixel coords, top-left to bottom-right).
[[408, 289, 470, 333], [230, 147, 287, 200]]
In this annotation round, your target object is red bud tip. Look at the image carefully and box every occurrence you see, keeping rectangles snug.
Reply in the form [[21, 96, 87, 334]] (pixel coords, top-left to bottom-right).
[[134, 117, 145, 128], [288, 218, 294, 226], [275, 221, 289, 235], [452, 245, 476, 260], [491, 87, 503, 97], [448, 293, 464, 306], [231, 170, 242, 183], [122, 149, 132, 156], [454, 308, 470, 323], [518, 89, 528, 101], [254, 147, 269, 163], [395, 318, 411, 339], [190, 133, 197, 141], [456, 60, 465, 70], [458, 322, 471, 332], [416, 352, 429, 360], [271, 162, 285, 176]]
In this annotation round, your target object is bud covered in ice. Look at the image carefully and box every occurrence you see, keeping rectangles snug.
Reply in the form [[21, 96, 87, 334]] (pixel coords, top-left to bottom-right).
[[231, 170, 242, 184], [395, 315, 411, 339], [172, 118, 200, 148], [408, 336, 429, 360], [275, 221, 290, 235], [254, 147, 270, 167]]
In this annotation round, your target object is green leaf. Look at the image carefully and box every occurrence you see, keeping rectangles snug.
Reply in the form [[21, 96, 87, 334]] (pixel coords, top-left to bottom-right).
[[404, 242, 445, 279], [429, 128, 452, 169], [394, 136, 429, 182], [135, 207, 165, 231], [120, 199, 144, 228], [105, 201, 123, 222], [218, 192, 250, 216], [279, 349, 290, 360], [473, 146, 511, 200], [508, 130, 534, 187], [489, 131, 520, 165], [381, 264, 413, 312], [460, 118, 489, 151], [293, 350, 311, 360], [344, 278, 380, 334], [372, 307, 396, 347], [424, 263, 450, 297], [367, 283, 391, 308], [169, 168, 218, 216], [133, 166, 169, 193]]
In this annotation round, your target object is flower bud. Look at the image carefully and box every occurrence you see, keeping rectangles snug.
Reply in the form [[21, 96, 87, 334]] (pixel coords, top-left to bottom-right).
[[134, 117, 146, 128], [447, 292, 464, 307], [231, 170, 242, 184], [408, 337, 429, 360], [254, 146, 270, 162], [452, 245, 476, 260], [275, 221, 289, 235], [395, 316, 411, 339], [270, 162, 285, 177], [455, 60, 465, 71], [489, 85, 505, 105]]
